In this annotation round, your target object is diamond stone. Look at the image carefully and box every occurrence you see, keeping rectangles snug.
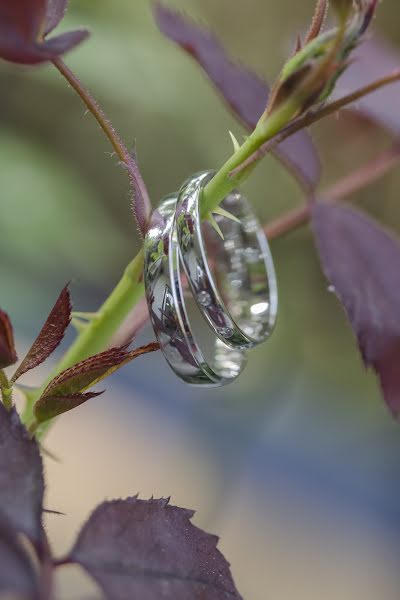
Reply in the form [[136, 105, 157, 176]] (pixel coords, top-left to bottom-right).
[[197, 291, 212, 307]]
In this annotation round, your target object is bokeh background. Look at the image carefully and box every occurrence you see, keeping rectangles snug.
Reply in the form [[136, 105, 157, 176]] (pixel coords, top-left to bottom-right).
[[1, 0, 400, 598]]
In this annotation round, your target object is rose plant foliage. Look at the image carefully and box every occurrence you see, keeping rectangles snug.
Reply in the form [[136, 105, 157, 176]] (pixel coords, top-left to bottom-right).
[[0, 0, 399, 597]]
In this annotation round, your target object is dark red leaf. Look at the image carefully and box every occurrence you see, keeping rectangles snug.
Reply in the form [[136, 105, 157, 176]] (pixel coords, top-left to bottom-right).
[[36, 342, 158, 422], [0, 310, 18, 369], [0, 518, 39, 599], [312, 203, 400, 416], [153, 3, 321, 193], [12, 285, 72, 382], [41, 347, 131, 398], [70, 497, 243, 600], [0, 0, 89, 65], [0, 403, 44, 541], [45, 0, 68, 34], [34, 391, 103, 424], [335, 37, 400, 137]]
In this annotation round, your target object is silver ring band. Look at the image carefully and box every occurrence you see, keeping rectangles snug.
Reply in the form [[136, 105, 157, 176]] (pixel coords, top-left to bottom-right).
[[144, 193, 247, 387], [176, 172, 278, 349]]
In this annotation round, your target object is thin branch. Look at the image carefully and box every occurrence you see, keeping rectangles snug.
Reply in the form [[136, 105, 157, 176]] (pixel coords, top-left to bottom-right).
[[231, 72, 400, 178], [52, 58, 130, 163], [52, 58, 152, 236], [265, 144, 400, 240]]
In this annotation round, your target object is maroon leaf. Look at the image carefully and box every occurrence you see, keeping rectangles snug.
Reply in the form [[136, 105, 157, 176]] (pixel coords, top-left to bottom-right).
[[312, 203, 400, 416], [69, 497, 243, 600], [35, 343, 158, 422], [335, 37, 400, 137], [12, 285, 72, 382], [153, 3, 321, 192], [34, 391, 103, 424], [0, 0, 89, 65], [43, 28, 90, 55], [0, 518, 39, 599], [45, 0, 68, 34], [0, 310, 18, 369], [0, 403, 44, 541]]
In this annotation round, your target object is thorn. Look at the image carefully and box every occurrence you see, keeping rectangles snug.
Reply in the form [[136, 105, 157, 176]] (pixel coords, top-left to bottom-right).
[[291, 33, 303, 57], [213, 206, 241, 224], [71, 311, 98, 322], [71, 317, 88, 333], [207, 213, 224, 240], [40, 444, 61, 463], [228, 130, 241, 152]]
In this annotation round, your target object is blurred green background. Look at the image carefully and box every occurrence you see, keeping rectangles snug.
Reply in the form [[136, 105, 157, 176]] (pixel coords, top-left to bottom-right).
[[1, 1, 400, 598]]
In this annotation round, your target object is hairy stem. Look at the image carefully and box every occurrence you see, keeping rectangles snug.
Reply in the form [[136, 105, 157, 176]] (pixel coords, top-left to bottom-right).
[[52, 58, 152, 234], [52, 58, 131, 163]]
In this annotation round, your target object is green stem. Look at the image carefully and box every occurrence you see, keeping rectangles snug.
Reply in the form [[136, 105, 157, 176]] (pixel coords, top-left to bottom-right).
[[53, 250, 144, 376], [24, 251, 144, 429], [0, 370, 13, 410], [201, 98, 299, 218]]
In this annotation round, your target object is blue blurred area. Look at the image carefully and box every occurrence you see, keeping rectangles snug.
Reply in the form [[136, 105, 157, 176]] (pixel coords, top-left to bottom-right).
[[1, 1, 400, 598]]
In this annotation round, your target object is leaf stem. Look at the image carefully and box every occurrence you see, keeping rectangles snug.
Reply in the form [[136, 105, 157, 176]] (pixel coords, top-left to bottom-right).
[[0, 370, 13, 409], [264, 144, 400, 239]]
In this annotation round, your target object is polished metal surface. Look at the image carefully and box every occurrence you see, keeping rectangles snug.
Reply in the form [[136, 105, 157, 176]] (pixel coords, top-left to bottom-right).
[[144, 193, 247, 387], [175, 171, 278, 349]]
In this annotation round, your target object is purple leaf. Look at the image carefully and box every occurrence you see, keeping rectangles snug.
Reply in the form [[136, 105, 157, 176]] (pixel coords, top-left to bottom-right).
[[45, 0, 68, 34], [43, 28, 90, 55], [0, 518, 39, 599], [357, 0, 379, 35], [12, 285, 72, 382], [0, 0, 89, 65], [312, 203, 400, 416], [153, 3, 321, 192], [0, 403, 44, 541], [70, 497, 243, 600], [335, 37, 400, 137], [0, 310, 18, 369]]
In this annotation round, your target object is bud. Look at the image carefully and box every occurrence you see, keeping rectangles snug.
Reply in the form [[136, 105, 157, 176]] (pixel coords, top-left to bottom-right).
[[0, 311, 17, 369]]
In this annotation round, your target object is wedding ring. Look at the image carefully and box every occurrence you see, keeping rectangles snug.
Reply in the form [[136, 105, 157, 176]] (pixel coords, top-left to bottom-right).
[[144, 194, 247, 387], [175, 172, 278, 349]]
